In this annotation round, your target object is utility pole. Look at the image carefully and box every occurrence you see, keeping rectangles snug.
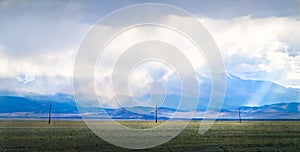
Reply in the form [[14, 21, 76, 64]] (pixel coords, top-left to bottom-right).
[[48, 101, 52, 124], [155, 105, 158, 123], [238, 108, 241, 123]]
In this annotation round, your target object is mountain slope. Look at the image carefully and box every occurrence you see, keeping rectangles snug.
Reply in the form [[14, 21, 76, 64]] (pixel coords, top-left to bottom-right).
[[0, 94, 78, 114], [222, 74, 300, 108], [1, 74, 300, 119], [0, 94, 299, 119], [1, 74, 300, 110]]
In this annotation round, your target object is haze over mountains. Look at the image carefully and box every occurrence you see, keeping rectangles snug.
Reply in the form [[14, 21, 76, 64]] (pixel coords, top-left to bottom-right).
[[0, 74, 299, 119]]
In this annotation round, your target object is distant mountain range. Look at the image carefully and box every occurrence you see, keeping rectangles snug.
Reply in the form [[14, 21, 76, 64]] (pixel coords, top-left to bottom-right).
[[222, 74, 300, 108], [0, 94, 299, 120], [0, 74, 299, 119]]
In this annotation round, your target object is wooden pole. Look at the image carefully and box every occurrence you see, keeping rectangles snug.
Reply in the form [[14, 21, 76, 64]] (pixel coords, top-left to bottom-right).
[[48, 101, 52, 124], [238, 108, 241, 123], [155, 105, 158, 123]]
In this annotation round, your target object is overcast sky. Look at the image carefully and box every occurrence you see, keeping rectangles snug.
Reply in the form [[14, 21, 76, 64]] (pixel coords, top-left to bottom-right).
[[0, 0, 300, 98]]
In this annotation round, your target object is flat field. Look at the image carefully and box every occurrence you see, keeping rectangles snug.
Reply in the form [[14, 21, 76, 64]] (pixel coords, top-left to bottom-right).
[[0, 120, 299, 151]]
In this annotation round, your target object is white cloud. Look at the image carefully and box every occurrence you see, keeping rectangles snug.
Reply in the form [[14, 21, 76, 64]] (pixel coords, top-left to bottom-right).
[[91, 15, 300, 105], [0, 47, 76, 95], [0, 76, 73, 95], [1, 8, 300, 100], [0, 48, 76, 78], [200, 16, 300, 88], [93, 24, 207, 101]]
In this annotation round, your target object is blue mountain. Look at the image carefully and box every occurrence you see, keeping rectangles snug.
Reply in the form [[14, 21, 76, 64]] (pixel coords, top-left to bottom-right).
[[223, 74, 300, 107], [0, 93, 78, 114], [0, 95, 299, 120], [0, 74, 300, 119]]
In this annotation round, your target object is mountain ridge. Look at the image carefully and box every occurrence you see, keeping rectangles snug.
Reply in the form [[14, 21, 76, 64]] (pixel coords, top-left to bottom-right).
[[1, 74, 300, 119], [0, 94, 299, 119]]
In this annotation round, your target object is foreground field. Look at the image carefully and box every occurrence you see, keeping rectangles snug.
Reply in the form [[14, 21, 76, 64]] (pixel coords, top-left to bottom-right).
[[0, 120, 299, 151]]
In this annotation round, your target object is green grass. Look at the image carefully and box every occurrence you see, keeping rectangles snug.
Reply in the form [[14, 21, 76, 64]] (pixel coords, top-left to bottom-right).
[[0, 120, 300, 151]]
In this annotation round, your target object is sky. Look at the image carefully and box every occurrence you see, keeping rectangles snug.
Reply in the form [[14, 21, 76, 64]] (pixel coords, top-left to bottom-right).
[[0, 0, 300, 105]]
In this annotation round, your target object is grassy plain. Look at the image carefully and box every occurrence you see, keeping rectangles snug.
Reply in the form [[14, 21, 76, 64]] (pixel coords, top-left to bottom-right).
[[0, 120, 299, 151]]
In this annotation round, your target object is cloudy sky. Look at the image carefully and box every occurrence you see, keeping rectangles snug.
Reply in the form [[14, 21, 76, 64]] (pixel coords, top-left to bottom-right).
[[0, 0, 300, 100]]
